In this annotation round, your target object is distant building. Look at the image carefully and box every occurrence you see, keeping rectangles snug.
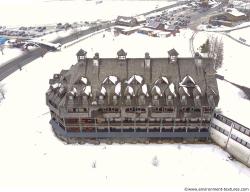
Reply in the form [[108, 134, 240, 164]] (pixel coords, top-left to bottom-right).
[[209, 8, 247, 25], [46, 49, 219, 143], [164, 25, 180, 34], [115, 16, 138, 27], [114, 25, 142, 35], [145, 19, 165, 30]]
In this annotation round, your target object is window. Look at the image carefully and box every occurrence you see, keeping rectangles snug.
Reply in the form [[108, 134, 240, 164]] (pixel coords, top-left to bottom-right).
[[126, 95, 131, 100], [195, 95, 199, 100], [181, 95, 186, 100], [113, 95, 117, 100], [79, 56, 85, 60], [68, 108, 74, 113], [99, 95, 104, 100], [65, 118, 79, 124], [69, 95, 73, 100], [168, 95, 172, 100], [194, 108, 201, 113], [240, 127, 246, 133], [118, 56, 126, 60], [154, 95, 158, 100]]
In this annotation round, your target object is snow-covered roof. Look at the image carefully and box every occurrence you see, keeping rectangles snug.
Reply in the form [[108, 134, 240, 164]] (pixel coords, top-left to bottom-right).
[[100, 86, 106, 95], [125, 86, 135, 96], [51, 82, 61, 89], [115, 82, 121, 96], [142, 84, 149, 96], [195, 85, 202, 94], [155, 76, 169, 85], [127, 75, 143, 84], [103, 75, 118, 85], [83, 85, 91, 96], [80, 77, 88, 84], [152, 85, 162, 96], [183, 87, 190, 96], [169, 83, 176, 97], [58, 86, 65, 94], [180, 75, 195, 86], [162, 76, 168, 84], [226, 8, 246, 17], [70, 87, 77, 95]]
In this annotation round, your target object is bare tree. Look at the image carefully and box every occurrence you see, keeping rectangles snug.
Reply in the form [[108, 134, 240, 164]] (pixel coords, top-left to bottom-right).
[[0, 83, 6, 102], [208, 36, 224, 70], [152, 156, 159, 167], [92, 160, 96, 168]]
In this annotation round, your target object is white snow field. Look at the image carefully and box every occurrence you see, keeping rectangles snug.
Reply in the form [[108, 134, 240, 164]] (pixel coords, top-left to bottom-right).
[[0, 0, 175, 27], [0, 48, 23, 66], [229, 27, 250, 43], [193, 29, 250, 127], [0, 29, 250, 191]]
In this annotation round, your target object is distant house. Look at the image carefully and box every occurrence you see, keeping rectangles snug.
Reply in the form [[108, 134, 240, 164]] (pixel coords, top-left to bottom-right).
[[137, 27, 155, 36], [165, 25, 179, 34], [145, 19, 165, 30], [225, 8, 247, 21], [115, 16, 138, 27], [209, 8, 247, 24], [135, 15, 146, 24], [114, 25, 142, 35]]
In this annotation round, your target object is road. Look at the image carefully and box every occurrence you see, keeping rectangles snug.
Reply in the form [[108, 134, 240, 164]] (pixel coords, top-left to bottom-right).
[[0, 23, 112, 81]]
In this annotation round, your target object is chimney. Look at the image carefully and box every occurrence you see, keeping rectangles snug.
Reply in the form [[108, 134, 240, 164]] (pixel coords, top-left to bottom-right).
[[144, 52, 150, 68], [93, 52, 99, 66]]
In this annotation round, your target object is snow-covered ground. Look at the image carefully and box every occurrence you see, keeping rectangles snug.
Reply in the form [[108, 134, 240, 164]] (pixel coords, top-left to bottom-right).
[[229, 27, 250, 43], [0, 0, 176, 66], [193, 30, 250, 87], [0, 0, 175, 27], [197, 22, 250, 32], [0, 28, 250, 191], [65, 28, 194, 57], [0, 48, 23, 66], [193, 29, 250, 127]]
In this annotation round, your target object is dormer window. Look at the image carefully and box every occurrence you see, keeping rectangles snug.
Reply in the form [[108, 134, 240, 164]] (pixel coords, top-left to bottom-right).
[[153, 95, 158, 100], [168, 48, 179, 63], [181, 95, 186, 100], [119, 55, 126, 60], [69, 95, 73, 100], [76, 49, 87, 62], [79, 56, 85, 60], [170, 56, 177, 62], [117, 49, 127, 60], [126, 95, 131, 100], [168, 95, 172, 100], [195, 95, 200, 100]]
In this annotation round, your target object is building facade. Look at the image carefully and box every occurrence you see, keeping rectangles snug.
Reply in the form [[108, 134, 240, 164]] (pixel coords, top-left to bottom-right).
[[46, 49, 219, 143]]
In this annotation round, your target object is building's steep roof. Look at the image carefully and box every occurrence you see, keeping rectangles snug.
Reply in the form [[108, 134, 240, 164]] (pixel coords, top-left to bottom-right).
[[168, 48, 179, 56], [76, 49, 87, 56], [47, 49, 219, 108], [117, 49, 127, 56]]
